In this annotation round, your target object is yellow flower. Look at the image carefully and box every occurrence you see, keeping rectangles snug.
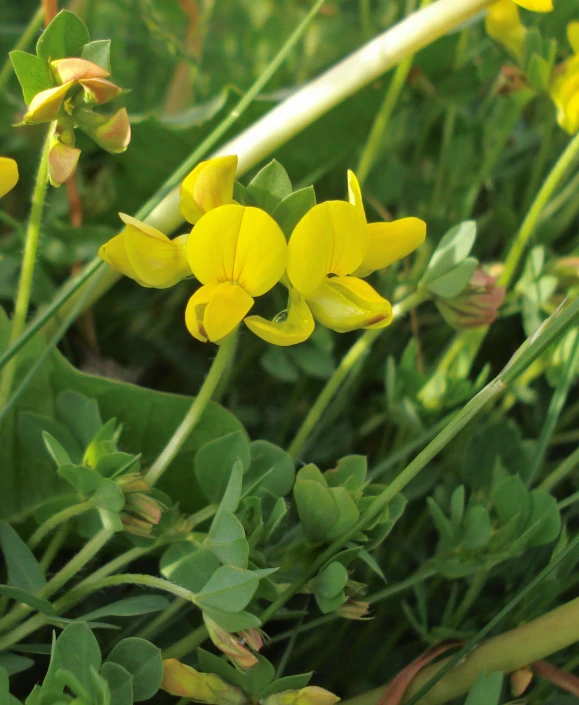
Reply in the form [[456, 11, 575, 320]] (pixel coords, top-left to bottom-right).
[[485, 0, 528, 61], [99, 213, 191, 288], [551, 23, 579, 134], [161, 659, 248, 705], [185, 204, 287, 343], [181, 155, 238, 225], [248, 171, 424, 342], [0, 157, 18, 198], [512, 0, 553, 10]]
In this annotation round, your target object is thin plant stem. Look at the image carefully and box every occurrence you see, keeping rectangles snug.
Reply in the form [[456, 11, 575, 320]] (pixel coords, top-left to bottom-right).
[[449, 570, 486, 629], [28, 501, 94, 550], [288, 289, 430, 460], [39, 523, 69, 572], [135, 597, 187, 641], [501, 131, 579, 288], [528, 331, 579, 486], [0, 7, 44, 96], [521, 108, 556, 215], [558, 488, 579, 510], [145, 331, 238, 486], [63, 573, 196, 603], [0, 124, 54, 407], [360, 0, 372, 40], [265, 297, 579, 625], [356, 0, 431, 187], [0, 0, 495, 368], [541, 444, 579, 493], [162, 624, 209, 660]]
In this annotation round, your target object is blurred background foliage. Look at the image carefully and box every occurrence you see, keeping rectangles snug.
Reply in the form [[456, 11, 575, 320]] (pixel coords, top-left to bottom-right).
[[2, 1, 579, 701]]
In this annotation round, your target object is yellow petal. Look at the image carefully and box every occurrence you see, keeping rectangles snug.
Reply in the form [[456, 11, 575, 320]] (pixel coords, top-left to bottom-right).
[[485, 1, 527, 60], [568, 22, 579, 55], [186, 204, 287, 296], [24, 82, 74, 124], [161, 659, 220, 701], [245, 288, 315, 346], [551, 56, 579, 134], [185, 282, 254, 343], [287, 201, 367, 296], [0, 157, 18, 198], [347, 170, 366, 221], [50, 57, 110, 83], [354, 217, 426, 277], [306, 276, 392, 333], [180, 155, 238, 224], [99, 233, 145, 285], [513, 0, 553, 11]]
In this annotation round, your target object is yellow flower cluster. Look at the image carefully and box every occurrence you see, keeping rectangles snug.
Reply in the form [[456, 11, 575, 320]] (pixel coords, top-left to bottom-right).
[[99, 156, 426, 346]]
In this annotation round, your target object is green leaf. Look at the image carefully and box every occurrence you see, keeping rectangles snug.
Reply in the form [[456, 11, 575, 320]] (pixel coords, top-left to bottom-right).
[[245, 441, 295, 501], [81, 40, 111, 72], [36, 10, 90, 61], [200, 607, 261, 632], [55, 668, 93, 703], [525, 490, 561, 546], [527, 53, 550, 93], [79, 595, 171, 622], [427, 498, 455, 547], [205, 511, 249, 568], [425, 257, 478, 298], [20, 412, 84, 466], [45, 623, 101, 697], [261, 347, 300, 383], [160, 543, 221, 593], [56, 390, 103, 451], [89, 666, 111, 705], [195, 431, 250, 504], [492, 475, 530, 528], [464, 671, 503, 705], [90, 479, 125, 512], [263, 497, 287, 540], [246, 160, 292, 214], [195, 566, 262, 612], [422, 221, 476, 285], [0, 521, 46, 593], [462, 505, 492, 550], [9, 51, 54, 105], [314, 562, 348, 599], [325, 487, 360, 540], [324, 455, 367, 490], [58, 464, 103, 495], [0, 654, 34, 676], [42, 432, 72, 467], [271, 187, 316, 238], [84, 419, 119, 467], [0, 585, 57, 617], [315, 591, 347, 614], [236, 655, 275, 698], [106, 638, 162, 702], [101, 662, 133, 705], [293, 465, 339, 542], [450, 486, 465, 528], [197, 648, 240, 686], [219, 459, 244, 514], [259, 674, 313, 698]]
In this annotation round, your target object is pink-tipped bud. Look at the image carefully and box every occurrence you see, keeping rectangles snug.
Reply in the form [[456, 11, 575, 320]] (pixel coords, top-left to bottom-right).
[[121, 514, 154, 537], [79, 78, 125, 105], [336, 600, 371, 621], [239, 629, 263, 652], [125, 493, 163, 525], [260, 686, 340, 705], [115, 474, 151, 493], [510, 666, 533, 697], [161, 659, 248, 705], [48, 140, 81, 187], [436, 267, 506, 330], [74, 107, 131, 154], [51, 58, 110, 84], [204, 615, 259, 670]]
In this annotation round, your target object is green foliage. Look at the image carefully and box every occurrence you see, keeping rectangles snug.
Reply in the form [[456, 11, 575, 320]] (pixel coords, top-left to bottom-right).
[[421, 221, 478, 298]]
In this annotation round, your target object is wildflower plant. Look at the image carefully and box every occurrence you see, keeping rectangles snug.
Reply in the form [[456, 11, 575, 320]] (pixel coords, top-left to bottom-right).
[[1, 2, 579, 705]]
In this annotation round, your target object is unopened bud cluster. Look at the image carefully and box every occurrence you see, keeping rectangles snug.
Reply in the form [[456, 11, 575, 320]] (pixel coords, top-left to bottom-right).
[[115, 473, 164, 537]]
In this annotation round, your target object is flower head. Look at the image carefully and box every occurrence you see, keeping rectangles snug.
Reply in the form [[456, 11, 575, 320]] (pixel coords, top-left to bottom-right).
[[161, 659, 248, 705], [248, 171, 424, 344], [0, 157, 18, 198], [435, 267, 506, 330], [99, 213, 191, 288], [551, 23, 579, 134], [185, 204, 287, 343]]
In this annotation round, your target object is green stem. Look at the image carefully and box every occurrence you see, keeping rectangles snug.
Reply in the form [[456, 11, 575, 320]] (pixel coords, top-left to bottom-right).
[[135, 597, 187, 641], [39, 523, 69, 572], [360, 0, 372, 40], [528, 331, 579, 486], [162, 624, 209, 660], [501, 131, 579, 288], [558, 488, 579, 510], [0, 7, 44, 96], [28, 501, 94, 550], [449, 570, 486, 629], [144, 331, 237, 486], [65, 573, 196, 603], [0, 124, 53, 407], [288, 289, 430, 460], [540, 444, 579, 493], [521, 108, 555, 215]]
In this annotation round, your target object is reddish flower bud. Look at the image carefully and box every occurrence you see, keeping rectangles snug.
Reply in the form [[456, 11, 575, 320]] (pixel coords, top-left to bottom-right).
[[48, 140, 81, 186], [436, 267, 506, 330], [511, 666, 533, 697], [336, 600, 371, 621], [79, 78, 125, 105], [239, 629, 263, 652], [204, 615, 259, 670], [51, 58, 110, 84], [74, 107, 131, 154]]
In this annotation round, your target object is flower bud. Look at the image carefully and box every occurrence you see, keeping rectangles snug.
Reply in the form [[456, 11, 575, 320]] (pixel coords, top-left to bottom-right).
[[239, 629, 263, 652], [161, 659, 248, 705], [99, 213, 191, 288], [336, 600, 371, 621], [78, 78, 125, 105], [305, 276, 392, 333], [51, 57, 110, 84], [435, 267, 506, 330], [48, 140, 81, 187], [510, 666, 533, 697], [0, 157, 19, 199], [73, 106, 131, 153], [204, 615, 259, 670], [124, 493, 163, 525], [23, 82, 74, 124], [180, 155, 238, 224], [260, 686, 340, 705], [121, 514, 154, 537]]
